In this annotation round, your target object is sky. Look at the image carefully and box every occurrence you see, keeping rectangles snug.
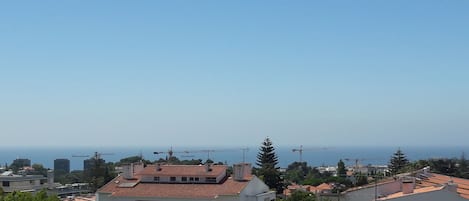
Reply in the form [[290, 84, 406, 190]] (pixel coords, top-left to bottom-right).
[[0, 1, 468, 148]]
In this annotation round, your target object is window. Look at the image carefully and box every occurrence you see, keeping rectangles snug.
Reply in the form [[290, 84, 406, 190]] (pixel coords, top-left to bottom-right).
[[170, 177, 176, 182], [154, 177, 160, 182], [194, 177, 199, 182], [206, 177, 217, 183], [189, 177, 194, 181], [2, 181, 9, 187], [181, 177, 187, 182]]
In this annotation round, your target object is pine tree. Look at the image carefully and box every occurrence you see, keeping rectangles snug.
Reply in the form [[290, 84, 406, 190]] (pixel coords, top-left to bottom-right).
[[256, 137, 282, 193], [388, 148, 409, 174], [337, 159, 346, 178], [256, 137, 279, 169]]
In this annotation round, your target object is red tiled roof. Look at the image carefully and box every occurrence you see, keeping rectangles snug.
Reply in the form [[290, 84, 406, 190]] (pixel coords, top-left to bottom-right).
[[316, 183, 332, 191], [377, 172, 469, 200], [378, 186, 444, 200], [99, 165, 251, 199], [138, 164, 227, 177], [422, 173, 469, 199]]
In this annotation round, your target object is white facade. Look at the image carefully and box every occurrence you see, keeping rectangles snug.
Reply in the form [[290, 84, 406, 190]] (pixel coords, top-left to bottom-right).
[[0, 172, 52, 193], [97, 163, 275, 201]]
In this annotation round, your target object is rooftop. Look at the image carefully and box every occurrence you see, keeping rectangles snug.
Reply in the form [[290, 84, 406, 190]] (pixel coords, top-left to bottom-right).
[[138, 164, 227, 177], [99, 164, 253, 199]]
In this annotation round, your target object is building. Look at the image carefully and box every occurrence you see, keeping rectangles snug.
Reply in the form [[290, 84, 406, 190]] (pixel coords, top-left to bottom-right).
[[284, 183, 333, 196], [54, 159, 70, 174], [84, 158, 105, 172], [0, 170, 55, 193], [341, 167, 469, 201], [11, 158, 31, 169], [97, 162, 276, 201]]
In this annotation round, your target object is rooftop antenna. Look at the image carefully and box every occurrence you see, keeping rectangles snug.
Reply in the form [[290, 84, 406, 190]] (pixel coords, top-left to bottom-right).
[[241, 147, 249, 163]]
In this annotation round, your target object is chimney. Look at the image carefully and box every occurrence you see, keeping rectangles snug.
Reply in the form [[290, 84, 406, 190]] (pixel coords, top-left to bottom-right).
[[233, 163, 252, 181], [156, 163, 162, 171], [133, 162, 145, 174], [122, 164, 134, 179], [401, 177, 415, 194], [205, 163, 212, 172]]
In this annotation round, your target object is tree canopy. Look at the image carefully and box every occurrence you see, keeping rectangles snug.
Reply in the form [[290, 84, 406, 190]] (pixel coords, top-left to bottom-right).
[[388, 148, 409, 174], [256, 137, 282, 193], [0, 190, 59, 201]]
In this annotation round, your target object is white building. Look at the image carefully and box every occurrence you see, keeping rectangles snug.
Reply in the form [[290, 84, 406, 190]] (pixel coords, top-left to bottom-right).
[[97, 163, 276, 201], [0, 170, 54, 193], [341, 167, 469, 201]]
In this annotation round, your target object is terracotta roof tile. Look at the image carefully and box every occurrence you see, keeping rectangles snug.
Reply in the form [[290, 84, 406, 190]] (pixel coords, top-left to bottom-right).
[[378, 186, 444, 200], [99, 165, 251, 199], [138, 164, 227, 177]]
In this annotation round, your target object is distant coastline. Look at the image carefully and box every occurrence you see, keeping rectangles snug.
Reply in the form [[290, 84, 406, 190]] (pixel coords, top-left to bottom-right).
[[1, 146, 467, 171]]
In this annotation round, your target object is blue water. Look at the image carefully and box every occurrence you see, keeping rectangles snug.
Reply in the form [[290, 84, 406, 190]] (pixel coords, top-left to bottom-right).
[[0, 146, 467, 171]]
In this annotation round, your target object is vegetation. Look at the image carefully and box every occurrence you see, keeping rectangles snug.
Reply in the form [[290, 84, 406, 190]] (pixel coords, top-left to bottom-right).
[[0, 190, 59, 201], [284, 161, 352, 188], [255, 137, 282, 193], [337, 160, 346, 178], [286, 190, 316, 201], [83, 159, 116, 191], [388, 148, 409, 174], [406, 153, 469, 179], [114, 155, 151, 166]]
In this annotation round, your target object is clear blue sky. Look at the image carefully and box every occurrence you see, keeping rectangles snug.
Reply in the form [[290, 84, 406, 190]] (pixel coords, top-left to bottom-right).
[[1, 1, 468, 148]]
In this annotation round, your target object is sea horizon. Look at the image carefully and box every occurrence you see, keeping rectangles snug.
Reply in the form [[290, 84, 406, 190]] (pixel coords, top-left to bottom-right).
[[1, 145, 467, 171]]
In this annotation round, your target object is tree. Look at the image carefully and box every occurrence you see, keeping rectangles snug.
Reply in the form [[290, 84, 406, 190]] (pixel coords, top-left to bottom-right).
[[337, 160, 346, 178], [285, 162, 310, 184], [256, 137, 279, 169], [0, 190, 59, 201], [256, 137, 282, 193], [286, 190, 316, 201], [388, 148, 409, 174], [457, 152, 469, 178]]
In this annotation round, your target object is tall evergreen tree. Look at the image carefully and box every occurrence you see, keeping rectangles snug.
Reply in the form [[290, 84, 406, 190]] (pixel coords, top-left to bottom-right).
[[337, 159, 346, 178], [388, 148, 409, 174], [256, 137, 282, 193], [256, 137, 279, 169]]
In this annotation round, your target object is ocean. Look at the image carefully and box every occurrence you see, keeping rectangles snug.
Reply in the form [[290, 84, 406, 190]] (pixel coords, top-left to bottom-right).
[[0, 146, 467, 171]]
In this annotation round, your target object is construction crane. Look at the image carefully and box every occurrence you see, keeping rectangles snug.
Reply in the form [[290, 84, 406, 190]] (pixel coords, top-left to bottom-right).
[[72, 151, 114, 160], [292, 145, 329, 162], [153, 147, 192, 159], [343, 158, 370, 170], [188, 148, 240, 161]]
